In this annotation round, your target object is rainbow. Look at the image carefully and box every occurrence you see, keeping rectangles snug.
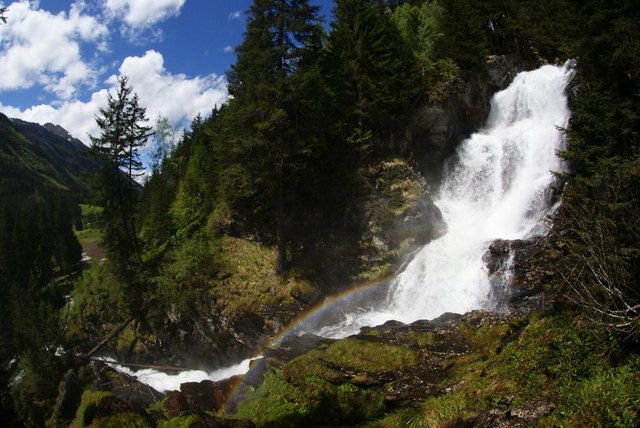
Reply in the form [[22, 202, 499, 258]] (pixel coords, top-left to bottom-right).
[[224, 276, 397, 412]]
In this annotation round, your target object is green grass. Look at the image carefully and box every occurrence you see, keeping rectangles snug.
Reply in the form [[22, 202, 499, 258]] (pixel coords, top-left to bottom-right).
[[158, 415, 199, 428], [362, 311, 640, 427], [235, 371, 314, 427], [79, 204, 104, 216], [75, 227, 102, 244], [90, 413, 150, 428], [323, 338, 417, 372]]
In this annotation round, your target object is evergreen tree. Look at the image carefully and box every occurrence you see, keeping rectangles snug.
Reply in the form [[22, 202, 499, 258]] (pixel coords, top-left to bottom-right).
[[325, 0, 420, 148], [90, 76, 151, 310], [0, 191, 81, 426], [223, 0, 323, 274], [436, 0, 488, 74]]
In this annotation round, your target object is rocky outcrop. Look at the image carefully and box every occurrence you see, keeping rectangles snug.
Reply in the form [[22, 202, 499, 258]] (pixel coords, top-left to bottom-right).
[[351, 157, 447, 283], [484, 235, 563, 296], [134, 312, 267, 370], [473, 399, 556, 427]]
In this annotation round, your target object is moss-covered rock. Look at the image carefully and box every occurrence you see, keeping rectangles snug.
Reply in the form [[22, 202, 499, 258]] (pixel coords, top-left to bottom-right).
[[354, 158, 446, 284], [232, 310, 529, 427], [71, 389, 153, 427]]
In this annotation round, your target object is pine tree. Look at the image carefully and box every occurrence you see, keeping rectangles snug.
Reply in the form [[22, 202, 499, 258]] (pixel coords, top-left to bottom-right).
[[90, 76, 151, 293], [325, 0, 420, 148], [223, 0, 323, 274]]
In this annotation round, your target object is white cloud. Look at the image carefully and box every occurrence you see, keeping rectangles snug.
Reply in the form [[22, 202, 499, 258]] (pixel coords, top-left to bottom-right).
[[114, 50, 227, 128], [1, 50, 229, 147], [105, 0, 185, 28], [228, 11, 241, 20], [0, 89, 109, 143], [0, 1, 109, 99], [223, 45, 234, 54]]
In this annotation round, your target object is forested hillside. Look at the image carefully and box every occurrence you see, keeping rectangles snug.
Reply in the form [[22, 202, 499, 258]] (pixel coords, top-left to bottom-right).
[[0, 115, 94, 424], [1, 0, 639, 426]]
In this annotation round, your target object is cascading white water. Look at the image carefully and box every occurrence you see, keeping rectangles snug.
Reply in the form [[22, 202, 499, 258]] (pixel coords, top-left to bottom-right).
[[112, 63, 573, 389], [318, 63, 573, 338]]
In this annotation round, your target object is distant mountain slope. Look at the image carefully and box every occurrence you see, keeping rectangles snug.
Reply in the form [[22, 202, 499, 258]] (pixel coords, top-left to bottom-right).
[[0, 113, 101, 197]]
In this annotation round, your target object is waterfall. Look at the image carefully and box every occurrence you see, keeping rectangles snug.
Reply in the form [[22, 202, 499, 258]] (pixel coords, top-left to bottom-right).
[[110, 63, 574, 390], [318, 63, 573, 338]]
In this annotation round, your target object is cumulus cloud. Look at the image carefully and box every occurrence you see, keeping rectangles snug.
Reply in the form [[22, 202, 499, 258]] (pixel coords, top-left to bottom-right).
[[228, 11, 241, 20], [0, 1, 109, 99], [104, 0, 185, 28], [114, 50, 228, 126], [223, 45, 234, 54], [1, 50, 229, 147]]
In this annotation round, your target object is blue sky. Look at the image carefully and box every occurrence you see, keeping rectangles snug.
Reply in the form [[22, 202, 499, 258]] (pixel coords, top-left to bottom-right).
[[0, 0, 334, 147]]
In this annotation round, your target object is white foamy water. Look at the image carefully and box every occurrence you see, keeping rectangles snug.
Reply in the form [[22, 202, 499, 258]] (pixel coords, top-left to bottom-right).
[[318, 63, 573, 338], [105, 357, 254, 392]]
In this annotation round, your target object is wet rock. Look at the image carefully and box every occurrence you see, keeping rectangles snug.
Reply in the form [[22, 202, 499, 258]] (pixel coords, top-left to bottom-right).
[[484, 232, 565, 313], [50, 369, 83, 426], [134, 312, 267, 372], [508, 399, 555, 422], [89, 361, 163, 405], [407, 54, 534, 186], [177, 375, 244, 415], [486, 54, 536, 91], [164, 390, 188, 418], [486, 239, 511, 276], [472, 399, 555, 427]]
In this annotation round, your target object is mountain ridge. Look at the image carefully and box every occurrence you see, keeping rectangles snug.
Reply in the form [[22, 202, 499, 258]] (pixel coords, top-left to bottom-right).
[[0, 113, 101, 197]]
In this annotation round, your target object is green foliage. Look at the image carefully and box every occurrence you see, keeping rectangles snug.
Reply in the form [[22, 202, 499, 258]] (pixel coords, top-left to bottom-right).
[[73, 390, 113, 427], [90, 76, 151, 312], [436, 0, 488, 75], [236, 371, 313, 427], [222, 0, 325, 273], [67, 262, 129, 343], [556, 0, 640, 340], [149, 228, 219, 318], [325, 0, 420, 141], [391, 1, 460, 90]]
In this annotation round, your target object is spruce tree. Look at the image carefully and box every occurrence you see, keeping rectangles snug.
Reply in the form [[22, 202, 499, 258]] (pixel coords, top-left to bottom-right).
[[325, 0, 419, 148], [90, 76, 151, 300], [223, 0, 323, 274]]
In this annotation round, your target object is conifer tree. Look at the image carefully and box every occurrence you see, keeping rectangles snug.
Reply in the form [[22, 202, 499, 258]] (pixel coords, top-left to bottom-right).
[[223, 0, 323, 274], [325, 0, 419, 147], [91, 76, 151, 288]]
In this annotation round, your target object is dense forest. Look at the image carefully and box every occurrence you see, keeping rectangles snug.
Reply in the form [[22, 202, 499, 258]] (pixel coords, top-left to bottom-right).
[[1, 0, 639, 426]]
